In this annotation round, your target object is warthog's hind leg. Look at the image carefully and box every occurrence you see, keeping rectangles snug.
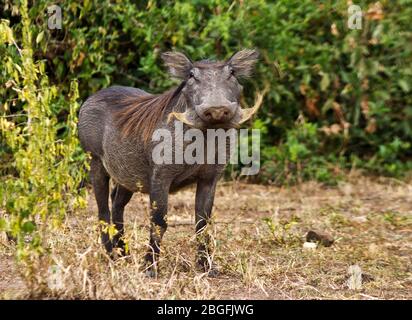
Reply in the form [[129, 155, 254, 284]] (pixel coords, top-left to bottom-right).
[[111, 184, 133, 256], [144, 178, 170, 277], [90, 156, 112, 253]]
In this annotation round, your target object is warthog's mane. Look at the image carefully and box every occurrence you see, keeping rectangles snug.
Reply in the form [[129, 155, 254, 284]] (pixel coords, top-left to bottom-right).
[[114, 82, 186, 143]]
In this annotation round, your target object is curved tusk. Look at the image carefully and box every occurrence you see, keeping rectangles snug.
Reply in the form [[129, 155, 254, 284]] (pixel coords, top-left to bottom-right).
[[239, 89, 266, 124], [167, 111, 196, 127]]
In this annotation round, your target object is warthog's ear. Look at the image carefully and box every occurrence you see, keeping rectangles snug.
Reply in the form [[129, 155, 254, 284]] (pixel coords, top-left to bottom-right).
[[161, 51, 193, 79], [227, 49, 259, 78]]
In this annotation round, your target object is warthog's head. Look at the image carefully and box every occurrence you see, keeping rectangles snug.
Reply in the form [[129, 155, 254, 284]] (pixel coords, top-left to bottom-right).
[[163, 49, 262, 129]]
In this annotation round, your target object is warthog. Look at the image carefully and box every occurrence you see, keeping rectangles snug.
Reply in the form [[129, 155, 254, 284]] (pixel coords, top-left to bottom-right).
[[78, 49, 261, 275]]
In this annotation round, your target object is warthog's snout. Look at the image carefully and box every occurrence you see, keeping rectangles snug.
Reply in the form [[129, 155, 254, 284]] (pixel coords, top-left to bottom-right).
[[201, 105, 236, 123], [196, 101, 238, 124]]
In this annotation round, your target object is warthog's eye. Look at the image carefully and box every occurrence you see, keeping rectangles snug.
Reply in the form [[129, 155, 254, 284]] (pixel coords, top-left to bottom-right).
[[228, 68, 235, 79], [188, 70, 199, 83]]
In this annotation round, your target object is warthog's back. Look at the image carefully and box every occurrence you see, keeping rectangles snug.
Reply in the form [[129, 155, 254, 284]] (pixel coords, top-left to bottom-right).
[[78, 86, 148, 157]]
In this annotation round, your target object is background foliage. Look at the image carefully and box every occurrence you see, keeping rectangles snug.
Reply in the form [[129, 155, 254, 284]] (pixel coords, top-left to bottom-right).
[[2, 0, 412, 185]]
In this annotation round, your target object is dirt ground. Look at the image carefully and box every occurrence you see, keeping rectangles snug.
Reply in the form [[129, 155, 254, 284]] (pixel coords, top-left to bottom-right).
[[1, 175, 411, 299]]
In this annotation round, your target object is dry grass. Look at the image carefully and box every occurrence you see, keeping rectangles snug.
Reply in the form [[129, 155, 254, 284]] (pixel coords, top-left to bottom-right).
[[1, 174, 411, 299]]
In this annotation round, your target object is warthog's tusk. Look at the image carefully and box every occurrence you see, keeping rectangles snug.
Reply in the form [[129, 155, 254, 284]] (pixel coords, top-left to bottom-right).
[[167, 111, 196, 127], [239, 86, 268, 124]]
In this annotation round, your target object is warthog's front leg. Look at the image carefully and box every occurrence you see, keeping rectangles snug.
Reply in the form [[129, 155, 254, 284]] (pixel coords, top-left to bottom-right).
[[144, 178, 170, 277], [195, 176, 219, 273]]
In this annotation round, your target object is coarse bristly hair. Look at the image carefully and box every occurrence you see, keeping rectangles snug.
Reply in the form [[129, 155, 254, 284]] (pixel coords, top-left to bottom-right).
[[114, 84, 185, 143]]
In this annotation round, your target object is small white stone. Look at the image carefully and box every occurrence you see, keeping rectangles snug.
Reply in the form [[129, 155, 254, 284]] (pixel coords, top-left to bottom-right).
[[303, 242, 317, 250], [351, 215, 368, 223], [347, 264, 363, 290], [47, 265, 65, 291]]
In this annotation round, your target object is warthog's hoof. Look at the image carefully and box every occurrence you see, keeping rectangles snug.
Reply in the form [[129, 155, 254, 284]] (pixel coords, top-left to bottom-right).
[[111, 251, 130, 262], [143, 255, 159, 278], [144, 268, 157, 278], [108, 246, 130, 261], [197, 259, 220, 277], [115, 248, 129, 258], [206, 267, 220, 278]]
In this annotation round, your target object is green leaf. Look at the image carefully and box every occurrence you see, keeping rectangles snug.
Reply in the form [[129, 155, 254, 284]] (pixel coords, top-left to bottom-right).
[[22, 221, 36, 233], [320, 73, 330, 92], [398, 79, 410, 93], [36, 31, 44, 44], [0, 218, 6, 231]]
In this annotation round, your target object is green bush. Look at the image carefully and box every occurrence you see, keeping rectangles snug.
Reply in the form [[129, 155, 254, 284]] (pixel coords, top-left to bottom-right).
[[0, 1, 86, 287], [258, 118, 345, 185]]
